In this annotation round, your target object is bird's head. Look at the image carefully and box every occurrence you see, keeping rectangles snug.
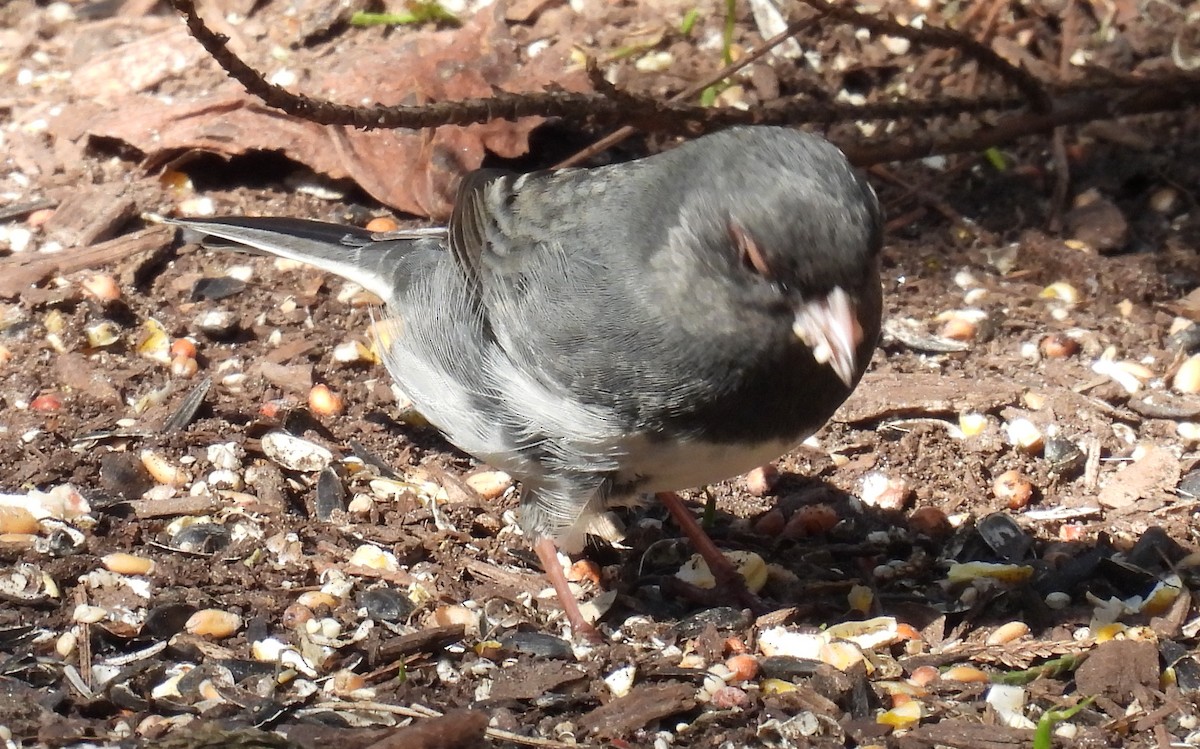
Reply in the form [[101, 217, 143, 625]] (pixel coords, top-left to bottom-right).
[[676, 127, 883, 386]]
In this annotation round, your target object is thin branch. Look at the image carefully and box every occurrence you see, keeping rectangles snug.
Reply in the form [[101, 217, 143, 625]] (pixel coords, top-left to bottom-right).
[[555, 10, 831, 167], [167, 0, 1200, 167], [798, 0, 1053, 111], [168, 0, 1025, 135], [838, 77, 1200, 165]]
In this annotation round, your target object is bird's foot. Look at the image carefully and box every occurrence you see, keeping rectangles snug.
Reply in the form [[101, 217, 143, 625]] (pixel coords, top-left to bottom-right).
[[533, 537, 605, 644], [656, 491, 771, 617]]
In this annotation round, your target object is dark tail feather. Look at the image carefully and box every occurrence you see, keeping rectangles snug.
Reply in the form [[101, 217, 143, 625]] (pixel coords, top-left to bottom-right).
[[166, 217, 437, 300]]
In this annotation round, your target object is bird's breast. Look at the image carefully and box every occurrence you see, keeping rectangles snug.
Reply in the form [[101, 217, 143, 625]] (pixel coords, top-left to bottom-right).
[[610, 432, 801, 494]]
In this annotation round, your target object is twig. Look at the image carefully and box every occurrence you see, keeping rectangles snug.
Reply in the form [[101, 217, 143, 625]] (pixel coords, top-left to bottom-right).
[[839, 77, 1200, 166], [0, 226, 174, 299], [0, 198, 56, 222], [165, 0, 1024, 135], [310, 701, 596, 748], [798, 0, 1053, 111], [165, 0, 1200, 164], [74, 586, 93, 691], [867, 165, 996, 243], [1048, 0, 1083, 231], [555, 10, 830, 168]]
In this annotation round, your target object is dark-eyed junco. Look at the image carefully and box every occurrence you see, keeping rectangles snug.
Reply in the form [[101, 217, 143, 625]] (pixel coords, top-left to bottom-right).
[[168, 126, 883, 640]]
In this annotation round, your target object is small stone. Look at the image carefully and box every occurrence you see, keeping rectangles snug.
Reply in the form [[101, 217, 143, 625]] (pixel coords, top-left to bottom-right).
[[673, 607, 750, 639], [709, 685, 749, 708], [604, 664, 637, 697], [1064, 190, 1128, 252], [356, 587, 414, 622], [1167, 322, 1200, 355], [1180, 470, 1200, 499], [190, 276, 247, 302], [1148, 187, 1179, 214], [193, 309, 239, 340], [880, 34, 910, 55], [1045, 591, 1071, 609], [1044, 437, 1085, 476]]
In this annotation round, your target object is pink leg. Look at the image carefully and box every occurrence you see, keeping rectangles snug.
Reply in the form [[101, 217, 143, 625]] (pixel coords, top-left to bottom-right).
[[657, 491, 766, 613], [534, 537, 603, 643]]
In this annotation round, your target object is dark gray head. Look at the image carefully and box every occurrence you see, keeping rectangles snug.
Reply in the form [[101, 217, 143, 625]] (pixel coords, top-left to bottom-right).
[[667, 127, 882, 299], [648, 127, 882, 386]]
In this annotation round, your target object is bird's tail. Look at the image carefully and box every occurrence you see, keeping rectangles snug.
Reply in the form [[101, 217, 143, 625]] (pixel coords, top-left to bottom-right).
[[165, 217, 441, 301]]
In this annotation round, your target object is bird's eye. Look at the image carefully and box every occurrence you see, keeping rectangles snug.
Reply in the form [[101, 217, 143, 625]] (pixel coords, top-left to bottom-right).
[[728, 219, 773, 279]]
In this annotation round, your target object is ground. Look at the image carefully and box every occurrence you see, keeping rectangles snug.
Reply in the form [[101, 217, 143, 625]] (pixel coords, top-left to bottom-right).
[[1, 0, 1200, 747]]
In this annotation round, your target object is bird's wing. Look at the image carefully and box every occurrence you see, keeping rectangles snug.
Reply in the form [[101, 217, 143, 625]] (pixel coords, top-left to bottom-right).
[[443, 164, 670, 367]]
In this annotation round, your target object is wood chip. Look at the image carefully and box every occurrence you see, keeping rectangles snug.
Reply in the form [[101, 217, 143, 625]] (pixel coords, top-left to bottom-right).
[[578, 682, 696, 739], [0, 226, 173, 298], [1098, 447, 1182, 510], [42, 186, 136, 248], [125, 494, 224, 519], [836, 372, 1022, 424], [377, 625, 467, 662]]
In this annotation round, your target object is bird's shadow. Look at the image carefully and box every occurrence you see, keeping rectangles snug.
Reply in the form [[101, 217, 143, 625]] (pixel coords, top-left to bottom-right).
[[590, 469, 1194, 644], [339, 418, 1194, 644]]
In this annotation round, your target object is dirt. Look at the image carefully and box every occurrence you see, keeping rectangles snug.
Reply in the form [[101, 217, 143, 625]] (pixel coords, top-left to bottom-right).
[[1, 0, 1199, 747]]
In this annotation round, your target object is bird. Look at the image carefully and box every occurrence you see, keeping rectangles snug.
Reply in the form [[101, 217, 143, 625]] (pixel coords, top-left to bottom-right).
[[167, 126, 883, 641]]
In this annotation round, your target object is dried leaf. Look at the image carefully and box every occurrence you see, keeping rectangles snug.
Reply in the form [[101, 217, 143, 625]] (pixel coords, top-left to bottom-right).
[[69, 5, 589, 219]]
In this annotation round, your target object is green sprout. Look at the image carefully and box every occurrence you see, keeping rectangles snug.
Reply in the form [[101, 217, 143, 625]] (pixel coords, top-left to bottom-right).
[[350, 2, 459, 27]]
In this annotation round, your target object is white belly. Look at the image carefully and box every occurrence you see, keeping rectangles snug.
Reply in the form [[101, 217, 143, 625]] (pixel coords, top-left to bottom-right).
[[612, 433, 800, 493]]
